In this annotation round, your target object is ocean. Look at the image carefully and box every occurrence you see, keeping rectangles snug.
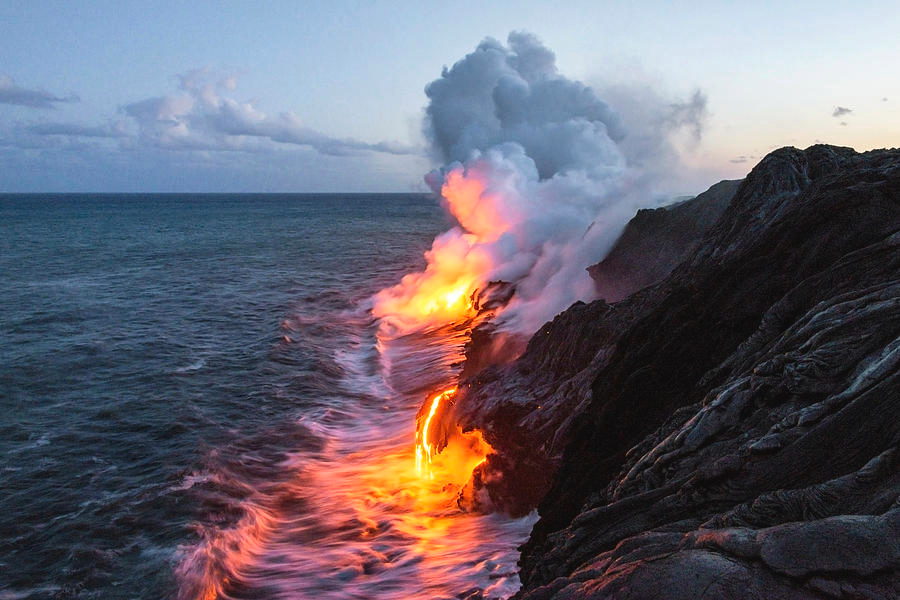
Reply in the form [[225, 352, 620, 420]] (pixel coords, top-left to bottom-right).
[[0, 194, 535, 600]]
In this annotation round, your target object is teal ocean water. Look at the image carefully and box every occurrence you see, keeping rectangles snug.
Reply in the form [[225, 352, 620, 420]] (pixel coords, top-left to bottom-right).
[[0, 194, 533, 600]]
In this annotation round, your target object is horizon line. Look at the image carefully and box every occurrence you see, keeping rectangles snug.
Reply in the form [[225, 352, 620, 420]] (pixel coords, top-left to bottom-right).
[[0, 191, 436, 196]]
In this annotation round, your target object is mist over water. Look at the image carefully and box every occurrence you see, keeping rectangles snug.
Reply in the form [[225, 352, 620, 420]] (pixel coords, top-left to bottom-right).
[[1, 194, 533, 599]]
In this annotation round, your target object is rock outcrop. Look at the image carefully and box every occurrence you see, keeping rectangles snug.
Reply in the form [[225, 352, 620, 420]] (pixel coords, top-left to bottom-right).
[[450, 145, 900, 598], [588, 179, 741, 303]]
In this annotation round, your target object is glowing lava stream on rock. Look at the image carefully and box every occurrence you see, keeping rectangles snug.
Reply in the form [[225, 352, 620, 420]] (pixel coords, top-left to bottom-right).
[[415, 387, 493, 482], [415, 388, 452, 475]]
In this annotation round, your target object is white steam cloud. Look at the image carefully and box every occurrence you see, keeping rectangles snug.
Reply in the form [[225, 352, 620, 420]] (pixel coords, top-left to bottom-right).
[[425, 32, 626, 180], [376, 32, 705, 335]]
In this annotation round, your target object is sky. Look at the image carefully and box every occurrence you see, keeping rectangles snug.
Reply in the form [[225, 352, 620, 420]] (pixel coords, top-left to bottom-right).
[[1, 0, 898, 193]]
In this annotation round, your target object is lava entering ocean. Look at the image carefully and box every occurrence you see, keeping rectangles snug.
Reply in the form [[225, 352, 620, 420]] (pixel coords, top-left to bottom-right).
[[415, 387, 493, 482], [370, 33, 637, 491], [373, 31, 705, 511], [373, 165, 511, 489], [372, 168, 497, 335]]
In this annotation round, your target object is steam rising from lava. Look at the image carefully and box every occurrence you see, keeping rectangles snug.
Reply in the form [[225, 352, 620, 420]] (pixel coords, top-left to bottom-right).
[[374, 32, 705, 336]]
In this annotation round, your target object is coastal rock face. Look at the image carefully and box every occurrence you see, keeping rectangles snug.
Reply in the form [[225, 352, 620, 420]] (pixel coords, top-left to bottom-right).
[[588, 179, 741, 303], [452, 145, 900, 598]]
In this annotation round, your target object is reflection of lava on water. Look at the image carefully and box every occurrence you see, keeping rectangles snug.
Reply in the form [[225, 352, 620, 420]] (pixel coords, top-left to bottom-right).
[[176, 310, 534, 600]]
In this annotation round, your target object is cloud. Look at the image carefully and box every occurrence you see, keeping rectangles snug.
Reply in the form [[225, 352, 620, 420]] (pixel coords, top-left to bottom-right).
[[729, 155, 756, 164], [28, 121, 127, 138], [0, 128, 427, 192], [0, 69, 430, 191], [120, 69, 420, 156], [1, 68, 428, 190], [832, 106, 852, 117], [424, 32, 626, 180], [0, 75, 79, 108], [883, 97, 889, 102], [9, 69, 420, 158], [840, 121, 848, 126], [665, 90, 708, 141]]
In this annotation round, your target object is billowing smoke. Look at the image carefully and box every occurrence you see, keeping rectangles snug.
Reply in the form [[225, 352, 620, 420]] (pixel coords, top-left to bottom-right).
[[374, 32, 705, 336]]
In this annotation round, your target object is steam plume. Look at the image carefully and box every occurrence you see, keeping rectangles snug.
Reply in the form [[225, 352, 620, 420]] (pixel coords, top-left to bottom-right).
[[374, 32, 704, 335]]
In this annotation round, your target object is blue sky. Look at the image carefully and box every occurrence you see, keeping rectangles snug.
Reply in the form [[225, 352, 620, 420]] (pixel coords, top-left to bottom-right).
[[2, 0, 898, 192]]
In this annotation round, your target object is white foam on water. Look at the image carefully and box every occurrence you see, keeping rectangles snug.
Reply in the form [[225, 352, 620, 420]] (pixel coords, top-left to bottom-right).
[[176, 308, 535, 600]]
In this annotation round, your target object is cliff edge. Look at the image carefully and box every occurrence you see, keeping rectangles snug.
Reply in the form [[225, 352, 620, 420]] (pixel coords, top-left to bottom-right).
[[451, 145, 900, 599], [588, 178, 741, 303]]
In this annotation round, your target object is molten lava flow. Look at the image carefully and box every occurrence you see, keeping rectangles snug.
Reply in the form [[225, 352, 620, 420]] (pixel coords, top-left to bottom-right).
[[372, 166, 509, 492], [415, 388, 455, 474], [415, 387, 493, 483]]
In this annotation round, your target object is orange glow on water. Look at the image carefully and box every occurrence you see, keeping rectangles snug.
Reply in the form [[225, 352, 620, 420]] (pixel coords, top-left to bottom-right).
[[178, 373, 517, 600], [179, 425, 512, 600]]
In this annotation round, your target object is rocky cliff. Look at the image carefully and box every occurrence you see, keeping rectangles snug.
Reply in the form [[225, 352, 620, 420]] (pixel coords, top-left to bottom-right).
[[588, 178, 741, 303], [450, 145, 900, 598]]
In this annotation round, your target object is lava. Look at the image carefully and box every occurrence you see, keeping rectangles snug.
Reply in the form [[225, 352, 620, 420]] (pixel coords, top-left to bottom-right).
[[415, 388, 453, 475], [415, 387, 493, 485], [369, 166, 505, 487]]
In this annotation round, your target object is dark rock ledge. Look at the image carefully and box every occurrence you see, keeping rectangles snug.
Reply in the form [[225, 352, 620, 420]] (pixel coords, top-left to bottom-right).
[[447, 145, 900, 599]]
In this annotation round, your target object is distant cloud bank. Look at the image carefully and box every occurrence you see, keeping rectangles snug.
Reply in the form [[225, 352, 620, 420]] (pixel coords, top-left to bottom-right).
[[117, 68, 420, 156], [0, 75, 78, 108], [16, 68, 420, 157], [0, 68, 426, 191]]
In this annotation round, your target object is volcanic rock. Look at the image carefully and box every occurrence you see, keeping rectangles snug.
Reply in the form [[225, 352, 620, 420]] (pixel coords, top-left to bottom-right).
[[450, 145, 900, 598], [588, 178, 741, 303]]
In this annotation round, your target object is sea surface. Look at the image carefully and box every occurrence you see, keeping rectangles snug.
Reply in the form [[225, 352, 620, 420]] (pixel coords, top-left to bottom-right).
[[0, 194, 535, 600]]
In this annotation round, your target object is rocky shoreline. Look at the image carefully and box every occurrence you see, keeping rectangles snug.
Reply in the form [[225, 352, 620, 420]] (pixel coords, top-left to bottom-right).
[[444, 145, 899, 599]]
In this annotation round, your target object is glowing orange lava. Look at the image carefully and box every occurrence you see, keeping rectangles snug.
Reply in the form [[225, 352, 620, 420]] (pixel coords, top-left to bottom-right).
[[370, 166, 502, 494], [415, 387, 493, 482], [416, 388, 455, 474]]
